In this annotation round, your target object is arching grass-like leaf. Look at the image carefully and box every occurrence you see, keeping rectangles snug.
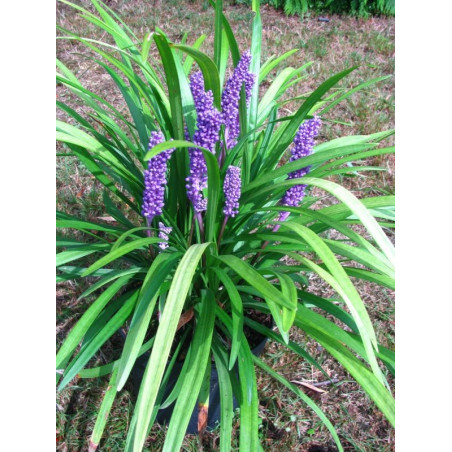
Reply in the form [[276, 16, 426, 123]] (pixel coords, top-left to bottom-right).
[[244, 142, 376, 194], [172, 44, 221, 110], [88, 366, 119, 452], [298, 321, 395, 427], [127, 243, 211, 452], [82, 237, 160, 277], [56, 275, 133, 371], [116, 253, 181, 390], [212, 267, 244, 370], [58, 289, 138, 390], [214, 255, 294, 310], [117, 254, 179, 391], [56, 244, 111, 267], [216, 306, 260, 451], [301, 177, 395, 267], [212, 337, 234, 452], [279, 223, 385, 385], [162, 290, 216, 451], [265, 66, 356, 163]]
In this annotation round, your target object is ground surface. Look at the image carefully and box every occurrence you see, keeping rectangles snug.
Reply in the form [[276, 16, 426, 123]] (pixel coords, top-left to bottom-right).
[[56, 1, 395, 450]]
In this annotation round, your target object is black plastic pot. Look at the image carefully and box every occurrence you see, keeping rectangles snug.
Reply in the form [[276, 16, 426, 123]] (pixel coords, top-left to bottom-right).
[[129, 331, 270, 434]]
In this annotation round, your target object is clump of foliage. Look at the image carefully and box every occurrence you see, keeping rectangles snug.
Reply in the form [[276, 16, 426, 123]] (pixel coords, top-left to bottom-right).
[[236, 0, 395, 17], [56, 0, 395, 451]]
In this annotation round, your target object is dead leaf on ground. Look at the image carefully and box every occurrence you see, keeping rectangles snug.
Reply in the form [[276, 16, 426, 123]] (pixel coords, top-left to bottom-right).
[[198, 403, 208, 433], [96, 216, 116, 222], [177, 307, 194, 331], [290, 380, 328, 394]]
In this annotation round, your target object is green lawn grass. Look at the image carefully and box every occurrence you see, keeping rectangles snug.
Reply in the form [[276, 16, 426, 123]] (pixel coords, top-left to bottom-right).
[[56, 1, 395, 450]]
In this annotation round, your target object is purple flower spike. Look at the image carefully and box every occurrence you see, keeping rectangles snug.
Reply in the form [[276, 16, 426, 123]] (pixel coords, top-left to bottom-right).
[[186, 71, 222, 213], [223, 166, 241, 217], [141, 131, 174, 223], [158, 222, 172, 250], [221, 51, 256, 149], [189, 72, 223, 153], [279, 116, 321, 220]]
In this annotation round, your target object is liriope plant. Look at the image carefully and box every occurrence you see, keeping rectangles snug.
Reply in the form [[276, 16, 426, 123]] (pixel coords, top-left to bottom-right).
[[56, 0, 395, 450]]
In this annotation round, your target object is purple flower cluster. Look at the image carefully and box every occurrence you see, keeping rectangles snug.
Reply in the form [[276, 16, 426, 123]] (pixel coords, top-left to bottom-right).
[[221, 51, 256, 149], [190, 72, 223, 153], [279, 116, 321, 219], [141, 131, 174, 222], [186, 52, 255, 215], [158, 222, 172, 250], [223, 166, 241, 217], [186, 71, 222, 213]]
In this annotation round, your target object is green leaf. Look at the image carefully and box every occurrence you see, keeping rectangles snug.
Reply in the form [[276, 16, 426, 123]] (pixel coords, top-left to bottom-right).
[[320, 75, 391, 115], [212, 267, 244, 370], [246, 0, 262, 159], [244, 316, 329, 379], [56, 121, 142, 189], [173, 49, 197, 138], [212, 337, 234, 452], [268, 66, 356, 164], [214, 255, 293, 310], [82, 237, 160, 277], [144, 139, 208, 161], [343, 267, 395, 290], [203, 148, 221, 242], [56, 244, 110, 267], [259, 49, 301, 82], [110, 227, 150, 252], [238, 336, 260, 451], [244, 299, 393, 374], [324, 239, 394, 279], [89, 366, 119, 452], [298, 322, 395, 427], [258, 67, 296, 114], [153, 32, 187, 213], [103, 190, 137, 229], [56, 216, 125, 234], [77, 267, 144, 301], [218, 28, 229, 88], [213, 0, 223, 69], [59, 141, 139, 212], [159, 347, 193, 410], [79, 336, 155, 379], [58, 289, 138, 389], [212, 0, 240, 65], [183, 34, 207, 74], [127, 243, 211, 452], [244, 142, 375, 194], [172, 44, 221, 109], [97, 59, 149, 149], [162, 290, 216, 451], [280, 223, 385, 385], [56, 275, 133, 370], [301, 177, 395, 268], [272, 271, 298, 332], [116, 253, 180, 390], [141, 31, 154, 63]]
